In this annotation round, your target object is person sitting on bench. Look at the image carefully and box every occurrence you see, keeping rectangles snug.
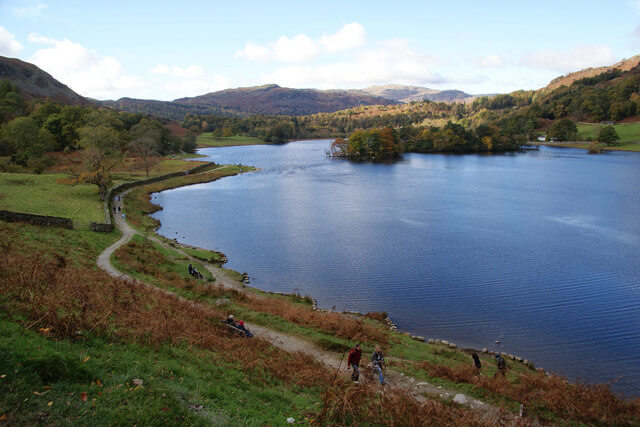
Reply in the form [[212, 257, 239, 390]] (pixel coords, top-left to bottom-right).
[[225, 314, 237, 327], [236, 320, 253, 338]]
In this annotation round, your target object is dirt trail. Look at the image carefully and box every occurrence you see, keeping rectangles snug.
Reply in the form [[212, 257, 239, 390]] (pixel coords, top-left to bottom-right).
[[96, 192, 503, 416]]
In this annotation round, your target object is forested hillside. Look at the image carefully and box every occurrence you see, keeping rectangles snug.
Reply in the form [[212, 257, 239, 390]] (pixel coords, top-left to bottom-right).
[[182, 57, 640, 154]]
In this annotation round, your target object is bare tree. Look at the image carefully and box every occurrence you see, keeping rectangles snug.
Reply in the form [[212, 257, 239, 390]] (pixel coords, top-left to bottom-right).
[[129, 136, 159, 178]]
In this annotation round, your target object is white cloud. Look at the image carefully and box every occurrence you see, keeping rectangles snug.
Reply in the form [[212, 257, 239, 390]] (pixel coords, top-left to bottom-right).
[[519, 45, 615, 72], [149, 63, 230, 99], [0, 26, 23, 56], [235, 22, 367, 63], [27, 33, 145, 99], [151, 64, 206, 79], [13, 1, 47, 20], [474, 54, 504, 68], [164, 74, 231, 99], [261, 39, 447, 89], [236, 33, 319, 63], [234, 41, 271, 61], [319, 22, 366, 53]]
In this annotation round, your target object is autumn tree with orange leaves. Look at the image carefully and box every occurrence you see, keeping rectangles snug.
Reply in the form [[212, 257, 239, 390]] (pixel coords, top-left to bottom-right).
[[330, 127, 401, 160]]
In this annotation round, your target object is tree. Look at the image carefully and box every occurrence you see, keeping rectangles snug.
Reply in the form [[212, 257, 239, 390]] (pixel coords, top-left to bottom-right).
[[547, 118, 578, 141], [0, 80, 25, 124], [0, 117, 53, 169], [597, 125, 620, 145], [128, 136, 159, 177], [63, 125, 121, 201]]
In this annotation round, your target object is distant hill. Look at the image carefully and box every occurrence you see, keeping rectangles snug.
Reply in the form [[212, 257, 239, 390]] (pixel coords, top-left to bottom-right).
[[0, 55, 89, 105], [173, 84, 398, 115], [99, 84, 398, 119], [545, 54, 640, 91], [98, 98, 238, 120], [360, 84, 476, 103]]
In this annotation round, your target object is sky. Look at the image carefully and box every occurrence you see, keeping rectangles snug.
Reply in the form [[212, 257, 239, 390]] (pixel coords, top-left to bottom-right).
[[1, 0, 640, 101]]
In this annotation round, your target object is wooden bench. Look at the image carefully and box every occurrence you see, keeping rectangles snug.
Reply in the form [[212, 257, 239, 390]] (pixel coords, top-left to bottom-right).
[[223, 322, 249, 338]]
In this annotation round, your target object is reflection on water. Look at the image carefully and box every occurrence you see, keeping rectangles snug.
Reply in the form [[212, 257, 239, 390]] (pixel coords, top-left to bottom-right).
[[152, 140, 640, 396]]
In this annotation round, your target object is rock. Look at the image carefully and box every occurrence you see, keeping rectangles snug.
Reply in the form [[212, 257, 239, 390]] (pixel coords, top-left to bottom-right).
[[516, 356, 523, 362], [453, 394, 468, 405], [494, 340, 501, 344], [428, 339, 435, 344], [448, 343, 457, 348], [215, 298, 230, 306], [403, 332, 411, 337], [286, 417, 295, 424], [435, 339, 441, 344], [441, 340, 449, 345], [415, 336, 426, 342], [508, 354, 515, 360], [481, 347, 488, 353]]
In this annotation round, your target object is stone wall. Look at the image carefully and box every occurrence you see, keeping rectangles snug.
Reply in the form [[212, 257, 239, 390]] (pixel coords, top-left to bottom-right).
[[93, 162, 218, 231], [89, 222, 114, 232], [0, 209, 74, 229]]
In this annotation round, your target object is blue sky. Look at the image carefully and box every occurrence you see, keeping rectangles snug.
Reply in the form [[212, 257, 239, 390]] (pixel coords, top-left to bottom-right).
[[1, 0, 640, 100]]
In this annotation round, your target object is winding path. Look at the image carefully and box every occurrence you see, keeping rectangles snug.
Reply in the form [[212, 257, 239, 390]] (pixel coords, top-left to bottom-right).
[[96, 192, 507, 418]]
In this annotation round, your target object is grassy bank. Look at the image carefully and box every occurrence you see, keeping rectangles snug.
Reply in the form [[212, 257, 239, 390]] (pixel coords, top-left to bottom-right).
[[196, 134, 265, 147], [0, 172, 105, 229], [1, 155, 639, 424], [570, 122, 640, 151], [0, 222, 330, 425]]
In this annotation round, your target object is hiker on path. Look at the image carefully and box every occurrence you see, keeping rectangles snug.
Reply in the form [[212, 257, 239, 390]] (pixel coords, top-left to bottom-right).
[[494, 353, 506, 377], [472, 353, 482, 371], [347, 344, 362, 382], [371, 345, 386, 385], [188, 264, 194, 275], [121, 213, 125, 220]]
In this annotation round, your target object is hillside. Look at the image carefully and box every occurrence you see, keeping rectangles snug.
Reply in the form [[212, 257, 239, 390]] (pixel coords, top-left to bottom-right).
[[173, 84, 398, 115], [0, 55, 89, 105], [361, 84, 476, 103], [545, 54, 640, 90], [99, 97, 239, 120]]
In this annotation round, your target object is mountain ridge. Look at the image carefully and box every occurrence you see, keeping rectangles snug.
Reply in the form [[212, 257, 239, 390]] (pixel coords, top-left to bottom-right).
[[359, 84, 478, 103], [0, 55, 89, 105]]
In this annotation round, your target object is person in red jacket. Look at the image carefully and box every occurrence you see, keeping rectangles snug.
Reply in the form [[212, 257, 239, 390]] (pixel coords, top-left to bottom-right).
[[347, 343, 362, 382]]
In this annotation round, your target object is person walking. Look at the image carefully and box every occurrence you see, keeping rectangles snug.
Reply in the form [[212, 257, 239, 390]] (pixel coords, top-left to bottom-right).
[[371, 345, 385, 385], [494, 353, 506, 378], [472, 352, 482, 371], [347, 344, 362, 382]]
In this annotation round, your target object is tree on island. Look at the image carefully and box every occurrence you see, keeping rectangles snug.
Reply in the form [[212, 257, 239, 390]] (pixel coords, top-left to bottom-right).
[[597, 125, 620, 145], [330, 127, 401, 160]]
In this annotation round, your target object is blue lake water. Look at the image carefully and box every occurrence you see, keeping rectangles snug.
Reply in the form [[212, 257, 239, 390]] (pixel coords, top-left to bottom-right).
[[152, 140, 640, 396]]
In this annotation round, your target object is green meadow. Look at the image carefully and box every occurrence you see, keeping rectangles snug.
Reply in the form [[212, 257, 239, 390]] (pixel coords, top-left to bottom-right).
[[0, 173, 105, 229], [196, 134, 265, 147]]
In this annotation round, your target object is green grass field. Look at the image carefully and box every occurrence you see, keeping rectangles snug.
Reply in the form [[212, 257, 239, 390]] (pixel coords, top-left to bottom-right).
[[196, 134, 264, 147], [0, 173, 105, 228], [0, 315, 320, 425], [577, 122, 640, 144]]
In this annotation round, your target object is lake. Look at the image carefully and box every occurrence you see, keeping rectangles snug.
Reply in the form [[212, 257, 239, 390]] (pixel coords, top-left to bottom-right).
[[152, 140, 640, 396]]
